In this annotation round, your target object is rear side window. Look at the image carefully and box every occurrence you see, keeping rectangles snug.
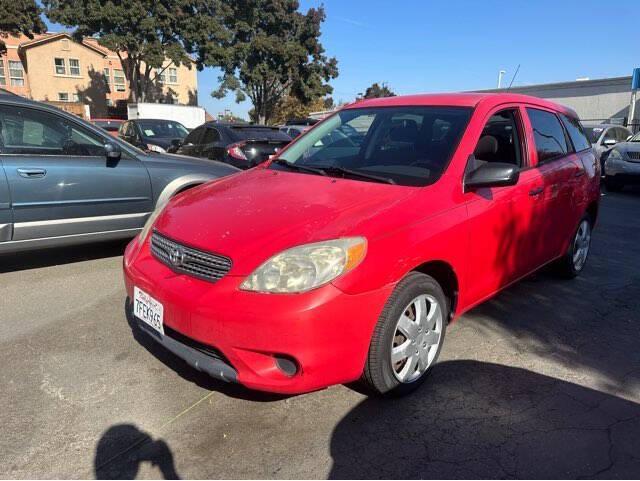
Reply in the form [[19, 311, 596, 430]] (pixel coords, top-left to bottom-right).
[[231, 127, 290, 142], [184, 126, 204, 144], [559, 114, 591, 152], [526, 108, 568, 163]]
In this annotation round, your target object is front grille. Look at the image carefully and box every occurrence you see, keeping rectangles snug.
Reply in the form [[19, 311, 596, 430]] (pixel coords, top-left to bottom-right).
[[150, 231, 232, 283], [627, 151, 640, 162]]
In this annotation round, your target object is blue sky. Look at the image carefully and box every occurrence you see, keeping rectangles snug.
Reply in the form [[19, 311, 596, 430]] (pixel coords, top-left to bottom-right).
[[46, 1, 639, 119]]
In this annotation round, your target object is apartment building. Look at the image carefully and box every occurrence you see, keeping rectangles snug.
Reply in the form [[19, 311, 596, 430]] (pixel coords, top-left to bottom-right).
[[0, 32, 198, 117]]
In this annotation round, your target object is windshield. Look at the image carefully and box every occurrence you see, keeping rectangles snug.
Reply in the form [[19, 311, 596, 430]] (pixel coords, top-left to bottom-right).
[[629, 131, 640, 142], [584, 127, 604, 144], [138, 120, 189, 138], [274, 106, 473, 186]]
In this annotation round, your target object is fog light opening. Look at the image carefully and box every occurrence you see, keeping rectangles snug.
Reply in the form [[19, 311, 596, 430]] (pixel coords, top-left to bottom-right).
[[274, 355, 298, 377]]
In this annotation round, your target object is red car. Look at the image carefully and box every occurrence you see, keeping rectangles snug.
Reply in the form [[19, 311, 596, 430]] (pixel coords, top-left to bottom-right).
[[123, 93, 600, 395], [91, 118, 124, 138]]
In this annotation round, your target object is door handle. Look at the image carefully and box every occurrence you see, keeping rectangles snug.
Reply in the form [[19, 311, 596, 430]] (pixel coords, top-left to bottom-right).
[[529, 186, 544, 196], [17, 168, 47, 179], [574, 170, 585, 178]]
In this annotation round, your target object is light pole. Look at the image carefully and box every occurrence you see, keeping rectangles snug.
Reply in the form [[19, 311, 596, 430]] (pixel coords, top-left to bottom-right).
[[497, 70, 506, 89]]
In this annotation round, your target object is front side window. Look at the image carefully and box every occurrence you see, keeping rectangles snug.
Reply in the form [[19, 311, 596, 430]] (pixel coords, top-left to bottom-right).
[[0, 106, 105, 156], [473, 109, 522, 167], [583, 127, 604, 144], [9, 61, 24, 86], [0, 60, 5, 86], [201, 127, 220, 144], [69, 58, 81, 76], [183, 126, 204, 144], [275, 106, 473, 186], [54, 58, 66, 75], [526, 108, 568, 164], [113, 69, 126, 92], [559, 114, 591, 152]]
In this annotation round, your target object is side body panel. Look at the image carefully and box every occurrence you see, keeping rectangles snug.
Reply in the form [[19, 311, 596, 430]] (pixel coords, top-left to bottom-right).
[[0, 158, 12, 241]]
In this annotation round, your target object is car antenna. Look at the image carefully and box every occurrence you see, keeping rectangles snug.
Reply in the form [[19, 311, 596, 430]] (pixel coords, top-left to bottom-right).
[[507, 64, 521, 90]]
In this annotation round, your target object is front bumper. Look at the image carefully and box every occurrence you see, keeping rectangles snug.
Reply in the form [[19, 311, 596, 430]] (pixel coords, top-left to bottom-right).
[[123, 239, 394, 394], [605, 156, 640, 178]]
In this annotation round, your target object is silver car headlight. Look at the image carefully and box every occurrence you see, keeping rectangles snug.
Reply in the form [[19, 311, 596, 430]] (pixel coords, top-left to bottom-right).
[[240, 237, 367, 293], [137, 203, 166, 246]]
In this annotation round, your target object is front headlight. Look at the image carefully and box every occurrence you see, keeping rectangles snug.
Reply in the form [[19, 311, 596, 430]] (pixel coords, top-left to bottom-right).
[[137, 203, 166, 246], [147, 144, 166, 153], [240, 237, 367, 293]]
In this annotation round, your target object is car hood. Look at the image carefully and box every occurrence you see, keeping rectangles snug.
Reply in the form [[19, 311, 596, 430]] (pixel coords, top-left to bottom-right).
[[153, 167, 418, 275], [616, 142, 640, 153]]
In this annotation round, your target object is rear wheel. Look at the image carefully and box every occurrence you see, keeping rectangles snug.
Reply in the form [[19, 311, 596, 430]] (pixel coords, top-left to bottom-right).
[[555, 215, 592, 278], [362, 272, 447, 396]]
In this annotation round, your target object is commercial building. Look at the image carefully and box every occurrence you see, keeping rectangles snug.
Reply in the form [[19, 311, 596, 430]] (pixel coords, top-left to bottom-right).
[[481, 76, 639, 128], [0, 32, 198, 118]]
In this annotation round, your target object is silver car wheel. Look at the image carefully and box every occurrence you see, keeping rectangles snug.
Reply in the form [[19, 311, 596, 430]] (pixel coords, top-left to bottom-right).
[[572, 219, 591, 272], [390, 294, 444, 383]]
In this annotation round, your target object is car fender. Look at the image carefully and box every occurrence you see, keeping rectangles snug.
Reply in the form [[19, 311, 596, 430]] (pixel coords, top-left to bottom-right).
[[155, 174, 215, 209]]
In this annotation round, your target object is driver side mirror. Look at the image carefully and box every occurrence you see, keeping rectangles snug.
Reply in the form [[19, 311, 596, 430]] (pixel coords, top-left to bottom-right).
[[104, 141, 121, 161], [465, 161, 520, 191], [603, 138, 617, 147]]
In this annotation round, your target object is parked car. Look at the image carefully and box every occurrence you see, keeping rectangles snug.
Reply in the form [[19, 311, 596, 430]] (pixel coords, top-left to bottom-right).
[[603, 130, 640, 191], [91, 118, 123, 137], [285, 117, 319, 126], [583, 123, 631, 172], [119, 118, 190, 153], [0, 93, 239, 254], [174, 122, 292, 169], [279, 124, 308, 139], [124, 93, 600, 396]]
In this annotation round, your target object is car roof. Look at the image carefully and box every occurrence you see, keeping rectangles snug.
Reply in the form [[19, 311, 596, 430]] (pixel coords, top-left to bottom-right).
[[131, 118, 183, 124], [205, 122, 278, 129], [582, 123, 626, 129], [344, 92, 578, 117]]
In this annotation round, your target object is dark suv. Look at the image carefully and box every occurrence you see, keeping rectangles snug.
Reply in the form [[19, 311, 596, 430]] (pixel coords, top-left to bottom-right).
[[0, 93, 238, 254], [175, 122, 291, 169], [119, 118, 189, 153]]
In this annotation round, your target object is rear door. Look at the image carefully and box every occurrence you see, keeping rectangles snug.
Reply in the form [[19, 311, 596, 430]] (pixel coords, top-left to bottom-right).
[[177, 126, 205, 157], [524, 107, 581, 262], [199, 127, 226, 160], [0, 104, 152, 240]]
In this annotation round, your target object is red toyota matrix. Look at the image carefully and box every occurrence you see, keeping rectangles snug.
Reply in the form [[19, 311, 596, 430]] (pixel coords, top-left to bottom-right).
[[123, 93, 600, 395]]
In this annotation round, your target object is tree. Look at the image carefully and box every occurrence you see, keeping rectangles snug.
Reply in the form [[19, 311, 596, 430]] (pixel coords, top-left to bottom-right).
[[271, 95, 326, 125], [43, 0, 229, 102], [362, 82, 395, 99], [212, 0, 338, 125], [0, 0, 46, 55]]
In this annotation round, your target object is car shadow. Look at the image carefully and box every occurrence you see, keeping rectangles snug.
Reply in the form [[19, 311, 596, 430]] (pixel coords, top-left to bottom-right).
[[329, 360, 640, 479], [0, 239, 130, 273], [124, 300, 290, 402], [94, 424, 180, 479]]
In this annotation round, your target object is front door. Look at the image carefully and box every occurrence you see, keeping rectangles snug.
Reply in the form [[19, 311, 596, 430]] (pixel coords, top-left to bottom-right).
[[0, 160, 12, 241], [0, 104, 152, 241], [464, 106, 546, 304]]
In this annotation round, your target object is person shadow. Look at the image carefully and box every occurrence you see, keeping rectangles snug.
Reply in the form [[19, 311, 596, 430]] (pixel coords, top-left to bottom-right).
[[94, 424, 180, 479], [329, 360, 640, 479]]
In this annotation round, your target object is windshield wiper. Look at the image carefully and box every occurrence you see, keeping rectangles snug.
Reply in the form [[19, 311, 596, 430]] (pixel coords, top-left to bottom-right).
[[271, 158, 328, 176], [318, 165, 396, 185]]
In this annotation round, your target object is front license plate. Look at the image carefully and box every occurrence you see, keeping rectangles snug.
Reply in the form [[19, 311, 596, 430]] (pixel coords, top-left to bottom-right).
[[133, 286, 164, 335]]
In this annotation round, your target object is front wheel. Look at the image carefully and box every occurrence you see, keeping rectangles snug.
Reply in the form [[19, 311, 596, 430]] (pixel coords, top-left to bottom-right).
[[362, 272, 448, 396], [555, 216, 592, 278]]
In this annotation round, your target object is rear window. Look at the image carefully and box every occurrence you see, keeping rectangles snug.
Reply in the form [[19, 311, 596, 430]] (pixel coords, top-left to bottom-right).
[[137, 120, 188, 138], [559, 114, 591, 152], [230, 127, 290, 142], [583, 127, 604, 144], [275, 106, 473, 187], [93, 120, 122, 131], [526, 108, 569, 163]]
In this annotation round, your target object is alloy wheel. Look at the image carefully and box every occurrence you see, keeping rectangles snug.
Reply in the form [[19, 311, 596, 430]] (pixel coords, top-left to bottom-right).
[[572, 219, 591, 272]]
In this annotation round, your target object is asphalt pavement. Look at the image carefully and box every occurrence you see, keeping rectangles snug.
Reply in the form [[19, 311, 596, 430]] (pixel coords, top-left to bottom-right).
[[1, 189, 640, 479]]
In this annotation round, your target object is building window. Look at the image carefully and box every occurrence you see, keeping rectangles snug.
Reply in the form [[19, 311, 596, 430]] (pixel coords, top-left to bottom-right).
[[58, 92, 69, 102], [113, 69, 125, 92], [71, 93, 80, 102], [54, 58, 66, 75], [69, 58, 80, 76], [9, 61, 24, 86], [61, 39, 70, 51], [0, 60, 5, 86], [103, 67, 110, 86], [156, 68, 165, 84], [168, 67, 177, 84]]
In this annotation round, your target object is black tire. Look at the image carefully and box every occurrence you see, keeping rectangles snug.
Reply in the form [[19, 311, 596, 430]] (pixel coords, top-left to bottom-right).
[[555, 214, 592, 279], [604, 177, 623, 192], [362, 272, 448, 396]]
